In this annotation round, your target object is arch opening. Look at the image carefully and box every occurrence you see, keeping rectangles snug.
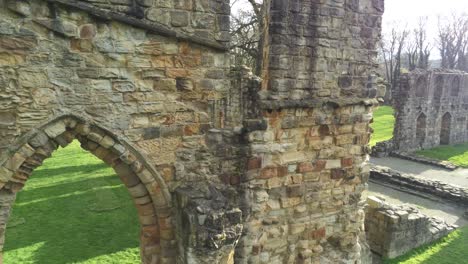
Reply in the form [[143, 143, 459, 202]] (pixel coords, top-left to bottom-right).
[[415, 76, 427, 98], [440, 112, 452, 145], [450, 76, 460, 96], [433, 75, 444, 99], [0, 115, 173, 264], [416, 113, 427, 147]]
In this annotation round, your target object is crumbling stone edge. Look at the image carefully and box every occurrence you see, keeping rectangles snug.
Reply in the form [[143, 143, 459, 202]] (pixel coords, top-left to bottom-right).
[[370, 165, 468, 206]]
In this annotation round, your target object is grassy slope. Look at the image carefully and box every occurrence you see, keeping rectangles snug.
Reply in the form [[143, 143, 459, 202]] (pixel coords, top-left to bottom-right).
[[4, 141, 140, 264], [384, 226, 468, 264], [416, 143, 468, 168], [370, 106, 395, 146]]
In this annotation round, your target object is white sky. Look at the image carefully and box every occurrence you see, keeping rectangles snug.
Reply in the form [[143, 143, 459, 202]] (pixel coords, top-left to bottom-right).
[[383, 0, 468, 37], [233, 0, 468, 39]]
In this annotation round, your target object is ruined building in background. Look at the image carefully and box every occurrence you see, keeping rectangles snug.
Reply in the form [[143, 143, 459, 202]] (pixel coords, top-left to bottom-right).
[[392, 70, 468, 152], [0, 0, 383, 263]]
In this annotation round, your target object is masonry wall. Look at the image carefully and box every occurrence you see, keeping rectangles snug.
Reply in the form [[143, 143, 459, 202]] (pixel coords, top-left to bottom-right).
[[0, 0, 384, 263], [234, 0, 384, 263], [393, 70, 468, 152], [0, 0, 241, 263]]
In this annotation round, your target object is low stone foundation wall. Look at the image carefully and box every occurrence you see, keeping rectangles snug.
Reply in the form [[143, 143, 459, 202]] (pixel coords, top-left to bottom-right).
[[370, 166, 468, 206], [365, 196, 457, 259]]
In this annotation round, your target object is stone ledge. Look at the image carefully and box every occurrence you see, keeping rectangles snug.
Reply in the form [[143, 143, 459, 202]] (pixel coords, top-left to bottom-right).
[[38, 0, 228, 51], [391, 151, 458, 171], [370, 165, 468, 206], [259, 98, 380, 110]]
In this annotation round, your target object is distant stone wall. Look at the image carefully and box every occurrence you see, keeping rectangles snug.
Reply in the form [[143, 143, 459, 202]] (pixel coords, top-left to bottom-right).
[[393, 69, 468, 152], [365, 196, 456, 259]]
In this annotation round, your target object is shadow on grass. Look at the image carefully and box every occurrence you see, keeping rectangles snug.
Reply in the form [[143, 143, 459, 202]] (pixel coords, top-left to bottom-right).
[[31, 163, 109, 180], [4, 162, 140, 263], [383, 227, 468, 264]]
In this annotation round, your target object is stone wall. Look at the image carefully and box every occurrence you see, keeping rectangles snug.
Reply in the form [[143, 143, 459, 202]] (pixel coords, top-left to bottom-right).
[[365, 196, 456, 259], [234, 0, 384, 263], [0, 0, 238, 262], [393, 69, 468, 152], [0, 0, 384, 263]]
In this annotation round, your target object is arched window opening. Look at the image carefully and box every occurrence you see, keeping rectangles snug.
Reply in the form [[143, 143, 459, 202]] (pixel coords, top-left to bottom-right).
[[4, 140, 141, 263], [440, 112, 452, 145], [415, 76, 427, 97], [450, 76, 460, 96], [416, 113, 427, 147], [0, 116, 171, 264], [434, 76, 444, 99]]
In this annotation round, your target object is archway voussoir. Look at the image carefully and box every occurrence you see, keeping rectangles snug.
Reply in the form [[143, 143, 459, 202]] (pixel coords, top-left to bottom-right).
[[87, 131, 104, 144], [43, 121, 67, 139], [99, 135, 115, 149], [128, 183, 149, 198], [136, 202, 157, 216], [0, 167, 13, 183], [137, 168, 157, 184], [120, 151, 137, 165], [28, 131, 49, 148], [139, 214, 158, 226], [92, 146, 112, 160], [75, 123, 91, 136], [3, 153, 27, 172], [134, 195, 152, 205], [18, 144, 35, 158]]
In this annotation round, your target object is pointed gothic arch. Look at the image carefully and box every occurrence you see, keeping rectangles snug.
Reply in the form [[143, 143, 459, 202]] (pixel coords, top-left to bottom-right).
[[416, 113, 427, 147], [0, 114, 173, 264], [415, 76, 428, 98], [440, 112, 452, 145], [450, 76, 460, 96], [433, 75, 444, 99]]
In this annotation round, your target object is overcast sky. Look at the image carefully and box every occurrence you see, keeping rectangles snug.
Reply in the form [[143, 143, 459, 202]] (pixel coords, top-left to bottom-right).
[[383, 0, 468, 37], [233, 0, 468, 38]]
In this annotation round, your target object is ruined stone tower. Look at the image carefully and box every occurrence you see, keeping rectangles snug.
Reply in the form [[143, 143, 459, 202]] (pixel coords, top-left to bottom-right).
[[0, 0, 384, 263]]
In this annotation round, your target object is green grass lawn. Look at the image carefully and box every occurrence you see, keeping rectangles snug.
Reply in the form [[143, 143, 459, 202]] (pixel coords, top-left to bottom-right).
[[384, 226, 468, 264], [4, 141, 140, 264], [370, 105, 395, 146], [416, 143, 468, 168]]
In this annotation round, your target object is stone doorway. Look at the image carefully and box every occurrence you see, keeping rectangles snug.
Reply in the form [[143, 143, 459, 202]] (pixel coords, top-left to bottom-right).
[[0, 115, 172, 264], [416, 113, 427, 147], [440, 113, 452, 145]]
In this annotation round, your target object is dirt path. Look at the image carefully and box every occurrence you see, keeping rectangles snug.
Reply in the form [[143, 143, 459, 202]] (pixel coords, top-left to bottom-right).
[[370, 157, 468, 188], [367, 182, 468, 227]]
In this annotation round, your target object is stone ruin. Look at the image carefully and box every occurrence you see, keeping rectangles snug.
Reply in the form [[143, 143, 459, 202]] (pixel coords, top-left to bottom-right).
[[391, 69, 468, 152], [0, 0, 384, 263], [365, 196, 456, 259]]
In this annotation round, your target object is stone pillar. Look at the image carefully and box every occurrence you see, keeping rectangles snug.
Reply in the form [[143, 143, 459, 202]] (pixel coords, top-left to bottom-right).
[[0, 189, 17, 261], [236, 0, 384, 263]]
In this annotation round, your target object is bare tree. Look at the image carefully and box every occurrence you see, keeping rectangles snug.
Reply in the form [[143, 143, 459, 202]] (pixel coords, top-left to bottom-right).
[[437, 13, 468, 71], [407, 17, 431, 71], [380, 26, 410, 91], [230, 0, 263, 74]]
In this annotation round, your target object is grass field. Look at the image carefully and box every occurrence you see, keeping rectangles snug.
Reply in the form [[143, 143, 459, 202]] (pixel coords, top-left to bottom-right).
[[4, 141, 140, 264], [416, 143, 468, 168], [370, 106, 395, 146], [384, 226, 468, 264]]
